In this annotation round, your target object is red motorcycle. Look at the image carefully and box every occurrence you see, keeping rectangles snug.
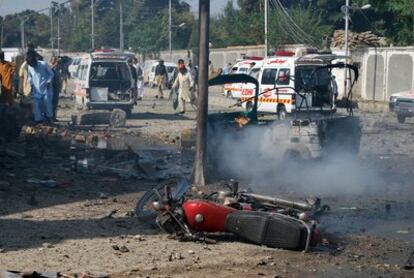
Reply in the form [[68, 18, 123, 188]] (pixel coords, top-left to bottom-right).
[[136, 178, 326, 251]]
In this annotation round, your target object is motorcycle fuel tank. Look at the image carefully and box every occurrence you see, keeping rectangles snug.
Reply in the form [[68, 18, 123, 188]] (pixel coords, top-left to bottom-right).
[[183, 200, 236, 232]]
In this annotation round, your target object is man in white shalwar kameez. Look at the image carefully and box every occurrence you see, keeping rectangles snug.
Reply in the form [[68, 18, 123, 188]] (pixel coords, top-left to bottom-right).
[[172, 64, 194, 114]]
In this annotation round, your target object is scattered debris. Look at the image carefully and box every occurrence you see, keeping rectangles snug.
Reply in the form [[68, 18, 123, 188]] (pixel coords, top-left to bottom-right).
[[133, 235, 146, 241], [168, 252, 184, 261], [405, 251, 414, 270], [101, 210, 118, 220], [42, 243, 54, 249], [112, 244, 129, 253], [26, 178, 57, 187]]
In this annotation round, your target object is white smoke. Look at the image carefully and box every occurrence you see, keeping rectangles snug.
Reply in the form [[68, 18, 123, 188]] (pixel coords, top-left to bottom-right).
[[210, 120, 379, 197]]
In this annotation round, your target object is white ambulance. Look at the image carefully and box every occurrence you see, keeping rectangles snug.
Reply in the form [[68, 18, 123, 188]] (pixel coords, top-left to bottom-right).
[[241, 51, 340, 119], [73, 50, 136, 116], [223, 57, 263, 99]]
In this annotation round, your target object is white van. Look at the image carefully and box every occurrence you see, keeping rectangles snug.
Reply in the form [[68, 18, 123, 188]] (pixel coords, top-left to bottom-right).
[[147, 62, 177, 88], [241, 52, 341, 119], [73, 51, 136, 116], [223, 58, 263, 99]]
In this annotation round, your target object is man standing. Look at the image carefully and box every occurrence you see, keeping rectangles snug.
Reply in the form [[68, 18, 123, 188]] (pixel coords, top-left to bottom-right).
[[128, 58, 138, 104], [154, 60, 167, 99], [134, 57, 144, 101], [50, 56, 62, 121], [331, 75, 338, 109], [0, 51, 17, 106], [172, 64, 194, 114], [27, 51, 54, 123]]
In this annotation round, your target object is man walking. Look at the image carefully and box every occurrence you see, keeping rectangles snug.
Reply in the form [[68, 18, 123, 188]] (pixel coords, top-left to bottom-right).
[[172, 64, 194, 114], [155, 60, 167, 99], [27, 51, 54, 123], [0, 51, 17, 106]]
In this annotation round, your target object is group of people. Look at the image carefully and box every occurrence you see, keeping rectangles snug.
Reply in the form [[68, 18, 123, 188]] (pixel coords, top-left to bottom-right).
[[0, 42, 69, 124], [127, 57, 144, 102], [153, 59, 198, 114]]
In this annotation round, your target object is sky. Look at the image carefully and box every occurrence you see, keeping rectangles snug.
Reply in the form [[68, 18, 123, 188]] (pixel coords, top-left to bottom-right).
[[0, 0, 230, 16]]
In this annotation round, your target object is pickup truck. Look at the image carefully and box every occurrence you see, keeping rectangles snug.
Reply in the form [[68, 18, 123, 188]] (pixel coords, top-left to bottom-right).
[[389, 89, 414, 123]]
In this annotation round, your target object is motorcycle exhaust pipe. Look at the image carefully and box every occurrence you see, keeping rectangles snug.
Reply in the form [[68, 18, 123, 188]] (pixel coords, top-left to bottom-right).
[[244, 193, 315, 211]]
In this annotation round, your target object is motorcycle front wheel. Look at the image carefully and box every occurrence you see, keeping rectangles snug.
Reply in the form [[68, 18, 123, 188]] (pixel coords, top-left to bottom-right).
[[135, 177, 190, 221]]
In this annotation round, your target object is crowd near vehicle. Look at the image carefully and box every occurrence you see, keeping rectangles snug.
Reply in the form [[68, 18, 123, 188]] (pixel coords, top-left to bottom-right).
[[389, 89, 414, 123], [147, 61, 177, 88], [136, 178, 325, 251], [72, 49, 136, 117]]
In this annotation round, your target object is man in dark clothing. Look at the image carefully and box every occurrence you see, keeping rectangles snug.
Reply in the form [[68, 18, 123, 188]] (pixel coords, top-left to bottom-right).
[[26, 41, 44, 61], [50, 56, 61, 121], [155, 60, 167, 99], [128, 58, 138, 103]]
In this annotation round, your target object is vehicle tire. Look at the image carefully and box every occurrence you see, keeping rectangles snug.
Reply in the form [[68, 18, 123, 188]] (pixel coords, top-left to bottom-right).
[[109, 108, 127, 128], [246, 101, 253, 112], [397, 114, 406, 123], [135, 177, 188, 221], [278, 105, 287, 120]]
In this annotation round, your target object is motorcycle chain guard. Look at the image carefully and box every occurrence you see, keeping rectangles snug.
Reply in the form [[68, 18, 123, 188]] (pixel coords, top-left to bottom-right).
[[225, 211, 311, 251]]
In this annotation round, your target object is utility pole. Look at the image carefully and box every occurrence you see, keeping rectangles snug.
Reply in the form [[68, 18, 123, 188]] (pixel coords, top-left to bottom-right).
[[57, 4, 61, 56], [169, 0, 172, 62], [91, 0, 95, 50], [119, 0, 124, 51], [264, 0, 268, 57], [1, 20, 3, 49], [50, 5, 54, 50], [344, 0, 350, 98], [19, 17, 26, 52], [194, 0, 210, 186]]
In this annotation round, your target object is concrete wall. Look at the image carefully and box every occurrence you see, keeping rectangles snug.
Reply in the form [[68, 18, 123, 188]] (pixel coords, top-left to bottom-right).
[[158, 45, 266, 69], [359, 47, 414, 101]]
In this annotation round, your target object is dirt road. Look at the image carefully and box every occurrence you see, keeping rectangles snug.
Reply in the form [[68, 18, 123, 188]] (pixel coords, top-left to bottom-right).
[[0, 86, 413, 277]]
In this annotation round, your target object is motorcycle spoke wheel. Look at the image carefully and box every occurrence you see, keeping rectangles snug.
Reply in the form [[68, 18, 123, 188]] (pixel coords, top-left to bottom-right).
[[135, 177, 188, 221]]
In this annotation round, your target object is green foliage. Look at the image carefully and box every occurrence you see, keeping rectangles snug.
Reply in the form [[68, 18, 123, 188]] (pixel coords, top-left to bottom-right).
[[0, 0, 412, 52]]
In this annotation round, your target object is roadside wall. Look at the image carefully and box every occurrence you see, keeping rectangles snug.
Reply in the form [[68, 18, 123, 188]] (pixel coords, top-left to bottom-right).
[[358, 47, 414, 102], [158, 45, 266, 69]]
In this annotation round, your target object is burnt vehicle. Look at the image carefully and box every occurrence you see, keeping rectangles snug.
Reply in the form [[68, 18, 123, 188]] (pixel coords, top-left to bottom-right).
[[182, 55, 362, 178]]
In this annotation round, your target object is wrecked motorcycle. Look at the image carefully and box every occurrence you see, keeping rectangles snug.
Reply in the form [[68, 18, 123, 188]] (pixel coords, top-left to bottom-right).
[[136, 178, 327, 251]]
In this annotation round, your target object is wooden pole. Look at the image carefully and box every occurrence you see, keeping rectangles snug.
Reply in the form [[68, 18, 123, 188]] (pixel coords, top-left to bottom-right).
[[194, 0, 210, 186]]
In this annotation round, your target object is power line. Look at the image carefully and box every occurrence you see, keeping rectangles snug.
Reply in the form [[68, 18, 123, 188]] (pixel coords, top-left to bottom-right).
[[271, 0, 317, 45], [269, 0, 314, 45]]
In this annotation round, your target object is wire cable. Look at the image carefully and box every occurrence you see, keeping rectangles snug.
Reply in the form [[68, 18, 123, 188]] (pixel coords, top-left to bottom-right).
[[273, 0, 318, 44]]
